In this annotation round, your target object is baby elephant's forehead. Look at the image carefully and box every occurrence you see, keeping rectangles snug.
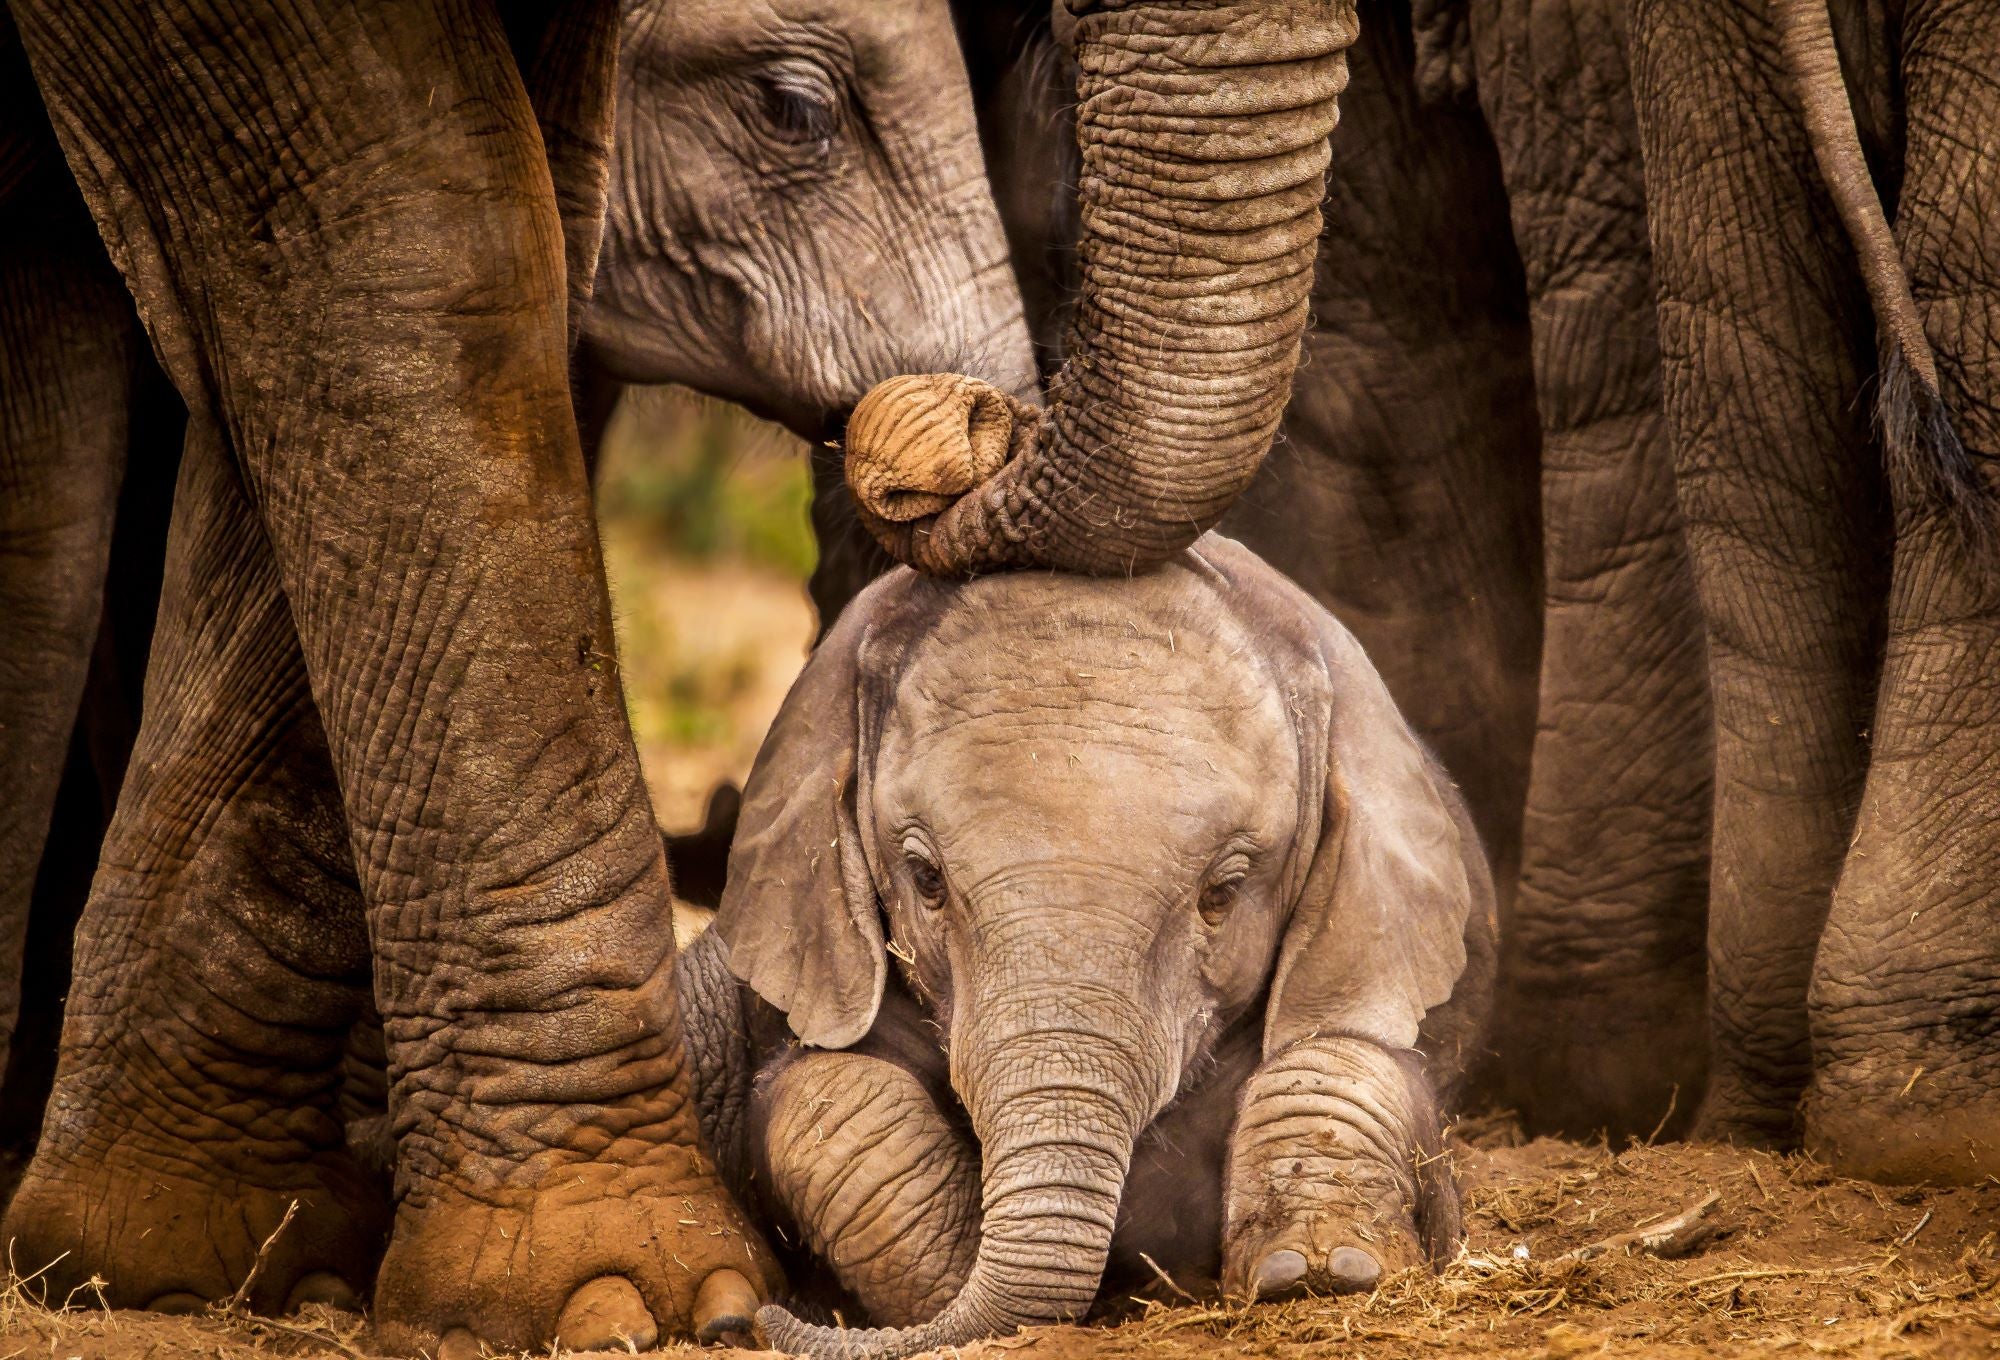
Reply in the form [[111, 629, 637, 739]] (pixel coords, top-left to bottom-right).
[[881, 574, 1296, 750]]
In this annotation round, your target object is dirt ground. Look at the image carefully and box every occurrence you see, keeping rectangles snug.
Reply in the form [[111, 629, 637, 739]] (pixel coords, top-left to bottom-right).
[[5, 1132, 1993, 1360]]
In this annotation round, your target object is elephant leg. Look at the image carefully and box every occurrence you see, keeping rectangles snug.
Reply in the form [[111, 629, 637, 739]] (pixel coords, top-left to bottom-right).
[[1467, 0, 1712, 1140], [756, 1050, 980, 1326], [1221, 1037, 1456, 1302], [0, 179, 131, 1083], [1805, 0, 2000, 1184], [1630, 0, 1891, 1145], [1219, 7, 1543, 914], [10, 0, 773, 1350], [2, 426, 386, 1314], [671, 926, 761, 1201]]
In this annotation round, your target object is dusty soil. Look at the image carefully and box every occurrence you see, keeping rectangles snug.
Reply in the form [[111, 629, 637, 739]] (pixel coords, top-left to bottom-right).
[[6, 1133, 1993, 1360]]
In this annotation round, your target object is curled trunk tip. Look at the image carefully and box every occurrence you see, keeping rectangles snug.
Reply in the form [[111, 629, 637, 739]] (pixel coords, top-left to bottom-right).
[[844, 374, 1037, 573], [846, 0, 1354, 578], [758, 1302, 971, 1360]]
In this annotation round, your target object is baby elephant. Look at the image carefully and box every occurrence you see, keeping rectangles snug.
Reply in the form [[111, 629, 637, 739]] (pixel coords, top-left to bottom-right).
[[674, 534, 1496, 1359]]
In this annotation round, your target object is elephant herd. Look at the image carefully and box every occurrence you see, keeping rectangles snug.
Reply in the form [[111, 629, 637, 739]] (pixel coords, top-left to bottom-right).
[[0, 0, 1993, 1357]]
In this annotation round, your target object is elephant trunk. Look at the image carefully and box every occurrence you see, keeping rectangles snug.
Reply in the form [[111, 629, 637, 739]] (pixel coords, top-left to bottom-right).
[[757, 1020, 1151, 1359], [847, 0, 1355, 577]]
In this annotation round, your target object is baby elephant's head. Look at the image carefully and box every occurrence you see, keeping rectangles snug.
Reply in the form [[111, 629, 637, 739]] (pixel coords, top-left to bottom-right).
[[718, 535, 1490, 1350]]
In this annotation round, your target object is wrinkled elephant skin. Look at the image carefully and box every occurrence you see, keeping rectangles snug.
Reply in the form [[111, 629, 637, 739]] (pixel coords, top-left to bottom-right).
[[687, 534, 1495, 1358]]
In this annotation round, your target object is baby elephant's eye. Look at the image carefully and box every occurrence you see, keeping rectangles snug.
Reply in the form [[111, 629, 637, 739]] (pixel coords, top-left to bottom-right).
[[907, 855, 947, 909], [1198, 877, 1242, 927]]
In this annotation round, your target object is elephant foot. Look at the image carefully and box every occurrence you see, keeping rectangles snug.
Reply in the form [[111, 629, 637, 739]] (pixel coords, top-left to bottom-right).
[[1802, 666, 2000, 1185], [1690, 1067, 1806, 1150], [1498, 980, 1707, 1142], [369, 1152, 778, 1355], [1803, 1082, 2000, 1184], [0, 1151, 385, 1315], [1222, 1037, 1453, 1301], [1222, 1171, 1427, 1302]]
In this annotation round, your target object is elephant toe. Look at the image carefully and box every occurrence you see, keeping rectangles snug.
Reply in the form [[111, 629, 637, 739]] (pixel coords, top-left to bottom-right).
[[145, 1292, 211, 1315], [1251, 1249, 1310, 1300], [285, 1271, 362, 1314], [434, 1327, 482, 1360], [1246, 1244, 1383, 1301], [1324, 1246, 1382, 1293], [555, 1276, 658, 1352], [692, 1268, 760, 1343]]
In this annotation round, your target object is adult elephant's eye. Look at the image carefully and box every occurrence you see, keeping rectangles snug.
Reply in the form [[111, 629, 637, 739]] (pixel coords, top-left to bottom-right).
[[906, 851, 947, 909], [757, 61, 839, 151], [1198, 877, 1242, 928]]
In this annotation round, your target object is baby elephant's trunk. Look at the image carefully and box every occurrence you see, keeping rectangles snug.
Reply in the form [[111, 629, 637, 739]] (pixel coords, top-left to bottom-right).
[[759, 1025, 1152, 1359]]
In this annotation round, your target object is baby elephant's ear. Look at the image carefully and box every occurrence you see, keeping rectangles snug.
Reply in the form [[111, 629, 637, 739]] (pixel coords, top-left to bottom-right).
[[715, 593, 886, 1050], [1265, 613, 1488, 1057]]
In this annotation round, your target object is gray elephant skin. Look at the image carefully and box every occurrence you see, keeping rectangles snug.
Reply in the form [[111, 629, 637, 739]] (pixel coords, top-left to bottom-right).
[[674, 533, 1496, 1360], [0, 0, 1355, 1352]]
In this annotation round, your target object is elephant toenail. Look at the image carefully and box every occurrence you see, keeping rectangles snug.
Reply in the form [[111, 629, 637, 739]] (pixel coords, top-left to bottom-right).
[[1326, 1245, 1383, 1292], [555, 1275, 658, 1352], [145, 1292, 210, 1315], [1252, 1249, 1310, 1299], [435, 1326, 483, 1360], [284, 1271, 360, 1314], [693, 1267, 760, 1343]]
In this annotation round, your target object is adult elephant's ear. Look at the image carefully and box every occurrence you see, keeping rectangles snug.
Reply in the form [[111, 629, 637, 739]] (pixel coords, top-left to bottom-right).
[[716, 587, 895, 1049], [1200, 536, 1488, 1057]]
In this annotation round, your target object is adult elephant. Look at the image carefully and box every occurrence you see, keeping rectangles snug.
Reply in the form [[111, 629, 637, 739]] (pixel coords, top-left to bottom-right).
[[0, 3, 789, 1350], [0, 0, 1355, 1353], [1629, 0, 1999, 1178]]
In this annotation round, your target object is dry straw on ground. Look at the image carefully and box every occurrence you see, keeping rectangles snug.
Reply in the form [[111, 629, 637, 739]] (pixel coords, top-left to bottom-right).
[[3, 1134, 1994, 1360]]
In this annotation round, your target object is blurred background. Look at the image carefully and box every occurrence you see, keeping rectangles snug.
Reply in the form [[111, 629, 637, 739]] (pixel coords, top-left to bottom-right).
[[595, 387, 817, 835]]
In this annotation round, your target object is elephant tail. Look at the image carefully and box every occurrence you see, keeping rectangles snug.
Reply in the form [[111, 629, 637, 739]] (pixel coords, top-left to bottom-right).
[[1773, 0, 1989, 549]]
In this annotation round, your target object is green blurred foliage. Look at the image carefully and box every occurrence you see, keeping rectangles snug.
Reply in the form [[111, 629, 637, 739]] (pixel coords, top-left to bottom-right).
[[596, 387, 818, 580], [595, 387, 818, 814]]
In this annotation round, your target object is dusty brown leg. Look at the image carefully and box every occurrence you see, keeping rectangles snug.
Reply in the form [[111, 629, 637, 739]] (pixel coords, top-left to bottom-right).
[[1468, 0, 1713, 1142], [1630, 0, 1891, 1146], [10, 0, 774, 1347], [1807, 0, 2000, 1183], [2, 426, 384, 1313]]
